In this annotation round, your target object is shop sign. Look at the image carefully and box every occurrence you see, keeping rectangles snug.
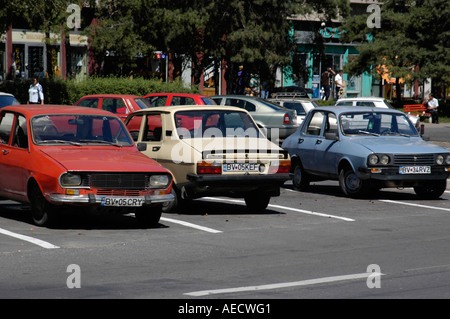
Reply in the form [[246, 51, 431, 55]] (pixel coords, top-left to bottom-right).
[[320, 27, 342, 39]]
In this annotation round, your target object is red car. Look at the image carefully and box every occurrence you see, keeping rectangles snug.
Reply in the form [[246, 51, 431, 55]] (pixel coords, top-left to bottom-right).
[[74, 94, 150, 121], [0, 105, 173, 227], [143, 93, 216, 107]]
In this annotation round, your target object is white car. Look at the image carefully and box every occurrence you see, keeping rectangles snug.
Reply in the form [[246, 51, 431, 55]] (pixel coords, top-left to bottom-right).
[[269, 97, 318, 126], [0, 92, 20, 109], [335, 97, 421, 132]]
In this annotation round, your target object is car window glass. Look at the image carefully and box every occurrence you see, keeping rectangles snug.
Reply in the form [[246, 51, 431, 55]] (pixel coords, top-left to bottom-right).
[[147, 96, 167, 107], [336, 101, 353, 106], [76, 98, 98, 108], [284, 102, 306, 115], [202, 97, 216, 105], [171, 96, 195, 106], [324, 113, 338, 135], [143, 114, 163, 142], [0, 96, 20, 108], [356, 101, 375, 107], [102, 98, 126, 114], [0, 112, 14, 145], [340, 112, 417, 136], [225, 98, 245, 108], [305, 111, 324, 136], [244, 101, 256, 112], [134, 98, 151, 109], [12, 115, 28, 149], [126, 114, 144, 141]]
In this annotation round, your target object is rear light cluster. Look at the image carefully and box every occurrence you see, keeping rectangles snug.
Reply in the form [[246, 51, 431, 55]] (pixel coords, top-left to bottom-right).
[[268, 160, 291, 174], [283, 113, 291, 124], [197, 161, 221, 174]]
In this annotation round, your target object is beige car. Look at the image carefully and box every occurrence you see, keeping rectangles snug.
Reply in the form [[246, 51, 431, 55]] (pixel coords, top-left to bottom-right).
[[125, 105, 291, 212]]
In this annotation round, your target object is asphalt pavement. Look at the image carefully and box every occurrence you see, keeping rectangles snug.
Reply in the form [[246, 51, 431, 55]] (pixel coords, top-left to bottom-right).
[[420, 122, 450, 150]]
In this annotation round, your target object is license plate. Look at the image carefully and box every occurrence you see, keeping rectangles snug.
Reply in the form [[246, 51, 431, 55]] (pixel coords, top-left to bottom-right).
[[101, 197, 144, 207], [399, 166, 431, 174], [223, 163, 259, 172]]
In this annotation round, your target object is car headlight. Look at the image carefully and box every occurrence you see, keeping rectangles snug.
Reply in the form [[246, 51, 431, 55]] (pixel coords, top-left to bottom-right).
[[149, 175, 170, 187], [436, 155, 444, 165], [60, 173, 82, 186], [380, 155, 390, 165], [368, 154, 379, 165], [446, 154, 450, 165]]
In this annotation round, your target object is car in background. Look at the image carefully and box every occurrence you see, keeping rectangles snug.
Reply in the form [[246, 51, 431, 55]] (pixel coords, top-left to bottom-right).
[[269, 92, 319, 126], [334, 97, 421, 132], [211, 95, 298, 141], [0, 92, 20, 108], [125, 105, 291, 213], [74, 94, 150, 121], [144, 92, 216, 107], [282, 106, 450, 199], [0, 105, 173, 227]]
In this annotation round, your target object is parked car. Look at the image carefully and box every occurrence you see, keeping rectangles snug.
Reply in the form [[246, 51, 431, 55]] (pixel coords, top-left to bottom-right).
[[211, 95, 299, 141], [144, 93, 216, 107], [0, 92, 20, 108], [282, 106, 450, 199], [334, 97, 421, 132], [74, 94, 150, 121], [269, 93, 319, 126], [125, 105, 291, 212], [0, 105, 174, 227]]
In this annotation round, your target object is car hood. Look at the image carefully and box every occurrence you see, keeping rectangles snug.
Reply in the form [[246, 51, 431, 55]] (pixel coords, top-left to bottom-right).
[[180, 137, 286, 158], [41, 147, 168, 172], [350, 136, 448, 154]]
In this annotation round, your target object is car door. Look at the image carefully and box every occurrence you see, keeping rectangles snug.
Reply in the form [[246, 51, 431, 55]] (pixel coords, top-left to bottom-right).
[[313, 112, 339, 175], [298, 110, 325, 171], [101, 98, 128, 121], [0, 112, 29, 200]]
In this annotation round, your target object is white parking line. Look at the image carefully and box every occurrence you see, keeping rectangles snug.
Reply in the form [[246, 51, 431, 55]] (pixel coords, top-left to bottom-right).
[[160, 217, 222, 233], [184, 272, 382, 296], [0, 228, 59, 249], [202, 197, 355, 222], [379, 200, 450, 212]]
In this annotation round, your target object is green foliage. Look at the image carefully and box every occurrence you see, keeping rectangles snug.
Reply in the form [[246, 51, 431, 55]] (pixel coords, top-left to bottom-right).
[[0, 77, 199, 105]]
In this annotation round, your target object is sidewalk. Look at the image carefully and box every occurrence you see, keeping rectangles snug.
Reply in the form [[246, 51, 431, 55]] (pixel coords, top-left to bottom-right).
[[420, 122, 450, 150]]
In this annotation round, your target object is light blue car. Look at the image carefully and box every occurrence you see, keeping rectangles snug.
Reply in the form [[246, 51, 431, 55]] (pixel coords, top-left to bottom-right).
[[282, 106, 450, 199]]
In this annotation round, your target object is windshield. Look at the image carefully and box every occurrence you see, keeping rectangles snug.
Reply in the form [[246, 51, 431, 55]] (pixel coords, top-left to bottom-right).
[[134, 98, 151, 109], [340, 112, 418, 136], [31, 114, 134, 146], [174, 110, 262, 139]]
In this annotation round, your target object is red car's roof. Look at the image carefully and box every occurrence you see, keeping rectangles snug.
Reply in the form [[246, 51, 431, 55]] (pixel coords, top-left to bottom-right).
[[143, 93, 209, 98], [2, 104, 119, 117], [78, 94, 142, 99]]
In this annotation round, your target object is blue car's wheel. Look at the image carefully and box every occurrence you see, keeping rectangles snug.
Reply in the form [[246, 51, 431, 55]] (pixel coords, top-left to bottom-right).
[[293, 163, 310, 191], [339, 168, 368, 198]]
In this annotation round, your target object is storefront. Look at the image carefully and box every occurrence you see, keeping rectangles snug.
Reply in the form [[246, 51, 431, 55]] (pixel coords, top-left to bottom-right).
[[1, 29, 88, 81]]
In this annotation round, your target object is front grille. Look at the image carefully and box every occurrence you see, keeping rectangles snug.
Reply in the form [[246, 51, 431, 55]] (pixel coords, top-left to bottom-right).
[[393, 154, 434, 165], [96, 190, 141, 196], [90, 174, 148, 190]]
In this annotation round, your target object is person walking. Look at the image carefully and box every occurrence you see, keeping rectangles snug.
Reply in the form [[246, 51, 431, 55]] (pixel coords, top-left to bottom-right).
[[321, 67, 335, 100], [425, 93, 439, 124], [334, 70, 346, 99], [28, 76, 44, 105]]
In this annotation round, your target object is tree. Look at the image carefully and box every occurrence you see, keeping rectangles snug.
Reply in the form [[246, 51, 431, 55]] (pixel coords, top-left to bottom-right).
[[341, 0, 450, 101]]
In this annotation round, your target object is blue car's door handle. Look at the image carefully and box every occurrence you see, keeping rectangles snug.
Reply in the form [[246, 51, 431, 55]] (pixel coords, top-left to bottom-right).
[[316, 139, 322, 144], [298, 138, 304, 143]]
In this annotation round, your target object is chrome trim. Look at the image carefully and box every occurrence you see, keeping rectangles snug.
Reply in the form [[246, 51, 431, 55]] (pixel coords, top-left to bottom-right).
[[49, 193, 174, 205]]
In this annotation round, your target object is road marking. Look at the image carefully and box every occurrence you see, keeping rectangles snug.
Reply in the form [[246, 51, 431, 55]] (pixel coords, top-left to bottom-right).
[[184, 272, 383, 296], [0, 228, 59, 249], [380, 200, 450, 212], [160, 217, 222, 233], [203, 197, 355, 222]]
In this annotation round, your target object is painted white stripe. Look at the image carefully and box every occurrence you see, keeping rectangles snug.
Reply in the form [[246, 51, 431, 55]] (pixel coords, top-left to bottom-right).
[[0, 228, 59, 249], [160, 217, 222, 233], [185, 272, 382, 297], [203, 197, 355, 222], [380, 199, 450, 212]]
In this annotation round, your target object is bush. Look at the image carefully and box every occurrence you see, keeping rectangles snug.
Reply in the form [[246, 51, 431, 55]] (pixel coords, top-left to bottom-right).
[[0, 76, 199, 105]]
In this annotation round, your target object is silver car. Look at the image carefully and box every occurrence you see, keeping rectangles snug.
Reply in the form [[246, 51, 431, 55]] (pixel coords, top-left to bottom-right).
[[269, 95, 318, 126], [211, 95, 298, 141]]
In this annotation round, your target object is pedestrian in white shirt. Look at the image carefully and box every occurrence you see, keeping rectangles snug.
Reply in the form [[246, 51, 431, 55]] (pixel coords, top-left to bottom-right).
[[425, 93, 439, 124], [28, 76, 44, 104], [334, 70, 346, 99]]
